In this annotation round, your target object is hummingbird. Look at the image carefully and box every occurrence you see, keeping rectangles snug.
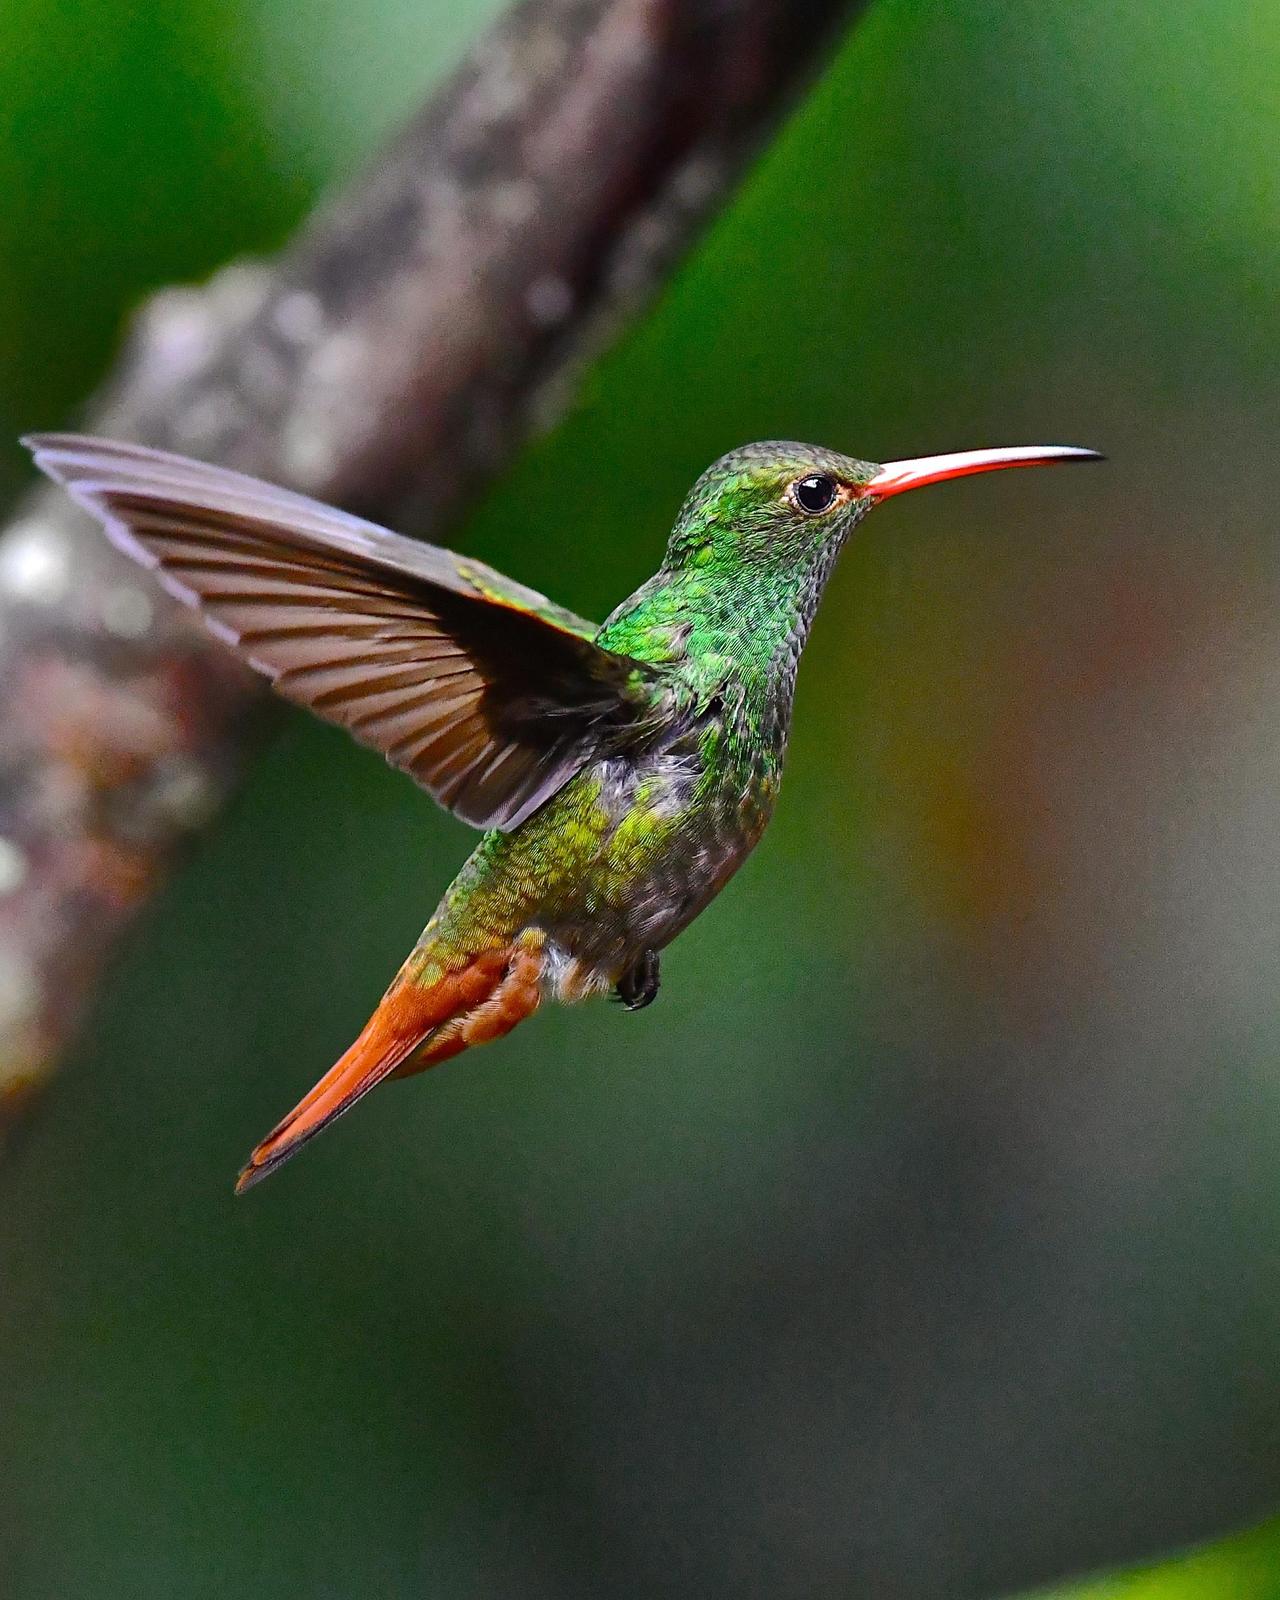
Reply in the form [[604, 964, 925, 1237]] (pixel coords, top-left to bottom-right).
[[25, 432, 1099, 1190]]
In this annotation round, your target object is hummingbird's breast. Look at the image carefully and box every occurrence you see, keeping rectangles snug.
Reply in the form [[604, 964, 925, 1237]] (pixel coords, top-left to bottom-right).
[[422, 602, 806, 1002], [519, 684, 785, 1000]]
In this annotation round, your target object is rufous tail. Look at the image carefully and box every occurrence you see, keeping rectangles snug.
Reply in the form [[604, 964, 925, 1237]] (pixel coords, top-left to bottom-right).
[[234, 937, 544, 1193]]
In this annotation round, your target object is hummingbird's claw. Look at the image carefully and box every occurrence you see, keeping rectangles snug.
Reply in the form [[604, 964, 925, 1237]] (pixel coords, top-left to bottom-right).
[[615, 949, 660, 1010]]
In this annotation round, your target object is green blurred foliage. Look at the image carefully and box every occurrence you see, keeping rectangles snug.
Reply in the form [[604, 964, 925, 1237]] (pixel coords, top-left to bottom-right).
[[1031, 1519, 1280, 1600], [3, 2, 1280, 1597]]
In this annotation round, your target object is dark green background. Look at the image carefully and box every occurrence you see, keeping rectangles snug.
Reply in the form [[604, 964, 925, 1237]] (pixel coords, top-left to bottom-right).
[[3, 3, 1280, 1596]]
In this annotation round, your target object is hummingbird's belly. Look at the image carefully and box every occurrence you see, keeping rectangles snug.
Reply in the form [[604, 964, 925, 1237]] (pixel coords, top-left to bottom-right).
[[421, 719, 782, 1004], [533, 745, 776, 1001]]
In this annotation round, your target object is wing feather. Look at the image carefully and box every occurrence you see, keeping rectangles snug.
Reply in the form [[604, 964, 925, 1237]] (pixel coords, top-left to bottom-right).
[[25, 434, 660, 830]]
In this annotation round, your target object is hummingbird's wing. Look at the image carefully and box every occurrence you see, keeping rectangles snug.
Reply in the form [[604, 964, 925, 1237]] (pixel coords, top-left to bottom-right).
[[25, 434, 660, 831]]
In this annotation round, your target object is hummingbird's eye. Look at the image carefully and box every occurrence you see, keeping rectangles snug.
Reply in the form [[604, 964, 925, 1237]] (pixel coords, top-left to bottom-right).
[[791, 474, 839, 515]]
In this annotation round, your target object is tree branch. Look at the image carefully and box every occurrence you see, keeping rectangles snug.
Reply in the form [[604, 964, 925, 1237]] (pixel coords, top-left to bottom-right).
[[0, 0, 866, 1135]]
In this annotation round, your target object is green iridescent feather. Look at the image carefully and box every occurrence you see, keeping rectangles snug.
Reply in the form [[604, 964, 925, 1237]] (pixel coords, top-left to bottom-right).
[[411, 443, 880, 987]]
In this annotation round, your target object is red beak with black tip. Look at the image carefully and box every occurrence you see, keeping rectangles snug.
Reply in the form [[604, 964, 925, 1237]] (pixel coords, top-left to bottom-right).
[[868, 443, 1103, 498]]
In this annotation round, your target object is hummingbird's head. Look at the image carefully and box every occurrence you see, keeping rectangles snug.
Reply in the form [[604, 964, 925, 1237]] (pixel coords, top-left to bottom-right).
[[664, 439, 1102, 576]]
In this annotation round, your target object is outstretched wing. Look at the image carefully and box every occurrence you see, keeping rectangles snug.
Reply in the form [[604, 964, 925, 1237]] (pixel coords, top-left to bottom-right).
[[25, 433, 660, 831]]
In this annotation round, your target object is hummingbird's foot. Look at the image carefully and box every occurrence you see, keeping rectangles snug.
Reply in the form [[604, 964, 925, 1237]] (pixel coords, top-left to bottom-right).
[[615, 949, 660, 1010]]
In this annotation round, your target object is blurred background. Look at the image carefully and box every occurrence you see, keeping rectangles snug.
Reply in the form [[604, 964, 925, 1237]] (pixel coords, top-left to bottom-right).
[[2, 1, 1280, 1596]]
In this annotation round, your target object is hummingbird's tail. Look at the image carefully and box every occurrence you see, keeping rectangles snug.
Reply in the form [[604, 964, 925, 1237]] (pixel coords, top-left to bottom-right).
[[234, 935, 545, 1193]]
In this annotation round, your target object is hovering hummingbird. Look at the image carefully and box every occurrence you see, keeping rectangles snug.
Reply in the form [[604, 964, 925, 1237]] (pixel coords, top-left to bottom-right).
[[25, 433, 1099, 1189]]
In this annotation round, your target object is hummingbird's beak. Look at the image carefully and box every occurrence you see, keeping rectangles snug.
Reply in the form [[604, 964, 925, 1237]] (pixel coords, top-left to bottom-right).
[[866, 444, 1103, 498]]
